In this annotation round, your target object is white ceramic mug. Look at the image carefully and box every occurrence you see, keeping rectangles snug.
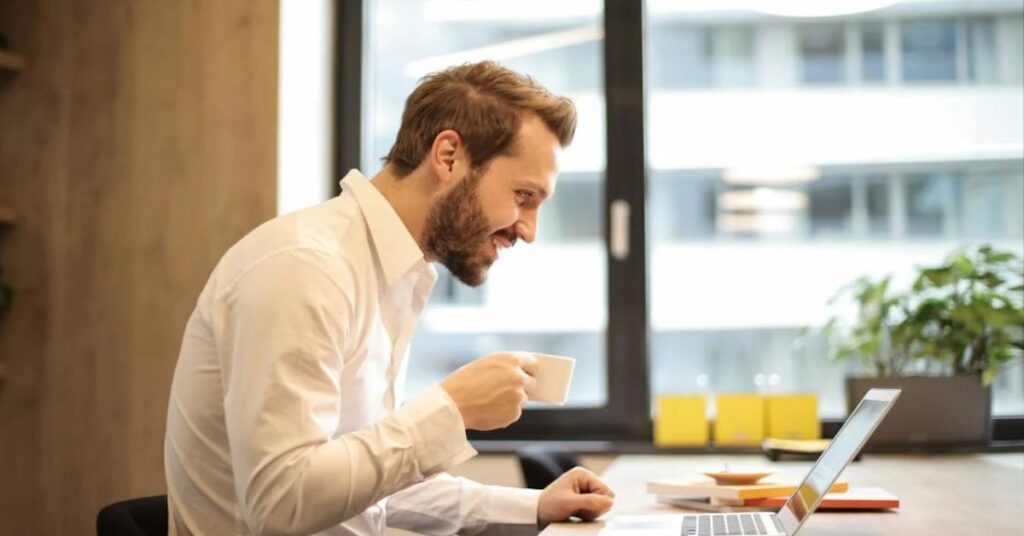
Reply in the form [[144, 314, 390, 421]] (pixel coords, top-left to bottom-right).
[[528, 353, 576, 405]]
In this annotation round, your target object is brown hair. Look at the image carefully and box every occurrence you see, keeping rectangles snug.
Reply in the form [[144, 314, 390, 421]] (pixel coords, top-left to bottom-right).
[[383, 61, 577, 177]]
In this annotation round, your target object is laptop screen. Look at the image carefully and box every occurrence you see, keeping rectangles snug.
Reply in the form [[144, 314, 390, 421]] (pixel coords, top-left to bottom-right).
[[778, 389, 900, 533]]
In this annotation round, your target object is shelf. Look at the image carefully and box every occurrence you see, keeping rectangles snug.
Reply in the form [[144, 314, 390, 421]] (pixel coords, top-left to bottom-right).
[[0, 206, 15, 225], [0, 50, 27, 72]]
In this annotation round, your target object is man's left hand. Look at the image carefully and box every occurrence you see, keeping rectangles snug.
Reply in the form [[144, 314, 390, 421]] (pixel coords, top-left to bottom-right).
[[537, 467, 615, 526]]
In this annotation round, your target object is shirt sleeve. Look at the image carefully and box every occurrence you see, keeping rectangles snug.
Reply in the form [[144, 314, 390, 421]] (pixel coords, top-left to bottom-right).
[[386, 473, 542, 536], [213, 249, 477, 536]]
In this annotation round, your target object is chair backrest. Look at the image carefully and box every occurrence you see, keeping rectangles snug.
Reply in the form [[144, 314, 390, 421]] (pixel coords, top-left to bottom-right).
[[516, 447, 580, 489], [96, 495, 168, 536]]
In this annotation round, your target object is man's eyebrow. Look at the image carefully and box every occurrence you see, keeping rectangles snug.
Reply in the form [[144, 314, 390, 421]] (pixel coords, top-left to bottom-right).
[[520, 182, 549, 201], [515, 178, 551, 202]]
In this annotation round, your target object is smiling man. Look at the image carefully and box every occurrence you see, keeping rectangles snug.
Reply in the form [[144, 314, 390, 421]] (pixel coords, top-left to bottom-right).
[[164, 61, 614, 536]]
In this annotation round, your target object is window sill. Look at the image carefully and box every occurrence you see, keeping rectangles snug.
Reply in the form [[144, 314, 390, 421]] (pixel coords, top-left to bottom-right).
[[470, 439, 1024, 455]]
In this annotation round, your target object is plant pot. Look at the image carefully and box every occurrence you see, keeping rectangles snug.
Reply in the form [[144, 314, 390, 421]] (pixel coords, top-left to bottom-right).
[[845, 375, 991, 447]]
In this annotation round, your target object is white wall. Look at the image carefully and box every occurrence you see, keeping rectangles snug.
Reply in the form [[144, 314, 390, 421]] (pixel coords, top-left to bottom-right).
[[277, 0, 335, 215]]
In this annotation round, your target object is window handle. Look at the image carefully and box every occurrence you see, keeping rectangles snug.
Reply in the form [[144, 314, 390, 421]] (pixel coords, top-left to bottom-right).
[[610, 199, 630, 260]]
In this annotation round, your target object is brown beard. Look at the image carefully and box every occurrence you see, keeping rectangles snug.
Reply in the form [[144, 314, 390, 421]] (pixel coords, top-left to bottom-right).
[[425, 167, 494, 287]]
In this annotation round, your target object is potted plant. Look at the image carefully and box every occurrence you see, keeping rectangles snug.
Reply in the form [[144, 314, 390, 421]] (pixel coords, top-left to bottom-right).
[[822, 244, 1024, 447]]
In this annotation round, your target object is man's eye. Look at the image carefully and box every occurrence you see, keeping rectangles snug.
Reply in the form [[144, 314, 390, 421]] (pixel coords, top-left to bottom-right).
[[516, 190, 534, 204]]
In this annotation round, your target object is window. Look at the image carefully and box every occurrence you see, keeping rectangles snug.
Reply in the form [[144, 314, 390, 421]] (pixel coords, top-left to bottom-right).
[[649, 25, 755, 89], [711, 27, 756, 87], [340, 0, 1024, 437], [861, 23, 886, 82], [864, 174, 890, 236], [361, 0, 609, 410], [800, 24, 846, 84], [901, 19, 958, 81], [965, 19, 998, 83], [807, 175, 853, 237], [649, 25, 713, 89], [904, 171, 960, 237], [649, 171, 718, 241], [645, 5, 1024, 419], [346, 0, 655, 439]]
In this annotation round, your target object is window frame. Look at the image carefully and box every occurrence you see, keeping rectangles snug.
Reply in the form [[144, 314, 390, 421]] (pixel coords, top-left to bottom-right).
[[335, 0, 1024, 445]]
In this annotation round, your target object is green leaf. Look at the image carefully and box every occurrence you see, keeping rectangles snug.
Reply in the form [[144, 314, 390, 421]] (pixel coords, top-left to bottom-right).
[[952, 254, 974, 276], [920, 267, 955, 288], [985, 251, 1017, 264], [977, 272, 1004, 289], [981, 307, 1024, 328]]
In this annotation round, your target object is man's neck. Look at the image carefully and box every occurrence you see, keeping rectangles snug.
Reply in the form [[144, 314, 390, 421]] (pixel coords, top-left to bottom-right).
[[369, 166, 436, 259]]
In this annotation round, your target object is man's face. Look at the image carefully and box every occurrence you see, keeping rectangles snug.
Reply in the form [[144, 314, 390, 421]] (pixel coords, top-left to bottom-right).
[[426, 115, 561, 286]]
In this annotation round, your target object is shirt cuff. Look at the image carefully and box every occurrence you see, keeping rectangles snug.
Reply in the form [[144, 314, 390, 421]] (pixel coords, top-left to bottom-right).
[[393, 384, 478, 479], [483, 486, 542, 526]]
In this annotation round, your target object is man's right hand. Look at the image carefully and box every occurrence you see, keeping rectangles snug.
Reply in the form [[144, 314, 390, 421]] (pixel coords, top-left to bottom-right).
[[440, 352, 538, 430]]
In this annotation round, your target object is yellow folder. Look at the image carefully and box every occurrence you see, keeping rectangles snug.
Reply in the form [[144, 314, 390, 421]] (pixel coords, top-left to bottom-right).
[[765, 393, 820, 440], [654, 395, 709, 446], [714, 394, 765, 446]]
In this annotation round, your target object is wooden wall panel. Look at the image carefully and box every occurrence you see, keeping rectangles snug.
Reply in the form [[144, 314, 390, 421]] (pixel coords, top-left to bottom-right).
[[0, 1, 71, 533], [0, 1, 279, 533]]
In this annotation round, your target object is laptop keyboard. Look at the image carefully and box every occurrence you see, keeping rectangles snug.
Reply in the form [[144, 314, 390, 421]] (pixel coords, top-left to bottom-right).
[[681, 514, 773, 535]]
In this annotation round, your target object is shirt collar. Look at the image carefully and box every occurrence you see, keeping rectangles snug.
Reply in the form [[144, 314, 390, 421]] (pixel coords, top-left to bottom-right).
[[341, 169, 430, 287]]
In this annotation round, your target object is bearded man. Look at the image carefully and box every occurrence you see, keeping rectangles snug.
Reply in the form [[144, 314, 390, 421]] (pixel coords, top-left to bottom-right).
[[164, 61, 614, 536]]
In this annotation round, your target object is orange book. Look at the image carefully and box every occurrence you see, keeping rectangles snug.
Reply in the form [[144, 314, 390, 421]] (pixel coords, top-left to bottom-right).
[[744, 487, 899, 509]]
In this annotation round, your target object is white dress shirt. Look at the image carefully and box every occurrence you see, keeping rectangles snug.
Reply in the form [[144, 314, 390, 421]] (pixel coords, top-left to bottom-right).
[[165, 170, 541, 536]]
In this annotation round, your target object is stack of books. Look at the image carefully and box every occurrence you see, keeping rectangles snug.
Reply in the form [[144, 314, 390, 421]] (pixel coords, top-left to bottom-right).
[[646, 479, 899, 512]]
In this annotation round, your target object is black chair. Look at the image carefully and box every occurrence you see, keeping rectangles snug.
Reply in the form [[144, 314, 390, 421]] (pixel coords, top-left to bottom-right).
[[516, 447, 580, 489], [97, 495, 168, 536]]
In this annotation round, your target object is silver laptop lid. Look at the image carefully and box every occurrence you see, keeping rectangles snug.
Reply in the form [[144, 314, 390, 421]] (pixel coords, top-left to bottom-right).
[[776, 388, 901, 535]]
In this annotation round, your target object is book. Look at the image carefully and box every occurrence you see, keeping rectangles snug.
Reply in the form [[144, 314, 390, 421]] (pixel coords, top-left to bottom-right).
[[646, 479, 849, 501], [762, 438, 834, 461], [655, 487, 898, 513], [762, 438, 832, 453], [744, 487, 899, 510]]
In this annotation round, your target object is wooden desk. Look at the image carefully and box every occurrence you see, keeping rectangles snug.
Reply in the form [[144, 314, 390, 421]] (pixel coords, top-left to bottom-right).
[[543, 453, 1024, 535]]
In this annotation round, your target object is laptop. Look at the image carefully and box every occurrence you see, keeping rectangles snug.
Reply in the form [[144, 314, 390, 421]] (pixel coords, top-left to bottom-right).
[[600, 388, 901, 536]]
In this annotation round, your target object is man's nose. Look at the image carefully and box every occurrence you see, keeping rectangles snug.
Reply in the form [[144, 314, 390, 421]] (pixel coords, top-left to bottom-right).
[[514, 212, 537, 244]]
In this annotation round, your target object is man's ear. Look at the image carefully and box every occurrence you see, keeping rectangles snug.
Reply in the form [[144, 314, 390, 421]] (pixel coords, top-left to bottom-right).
[[430, 129, 462, 185]]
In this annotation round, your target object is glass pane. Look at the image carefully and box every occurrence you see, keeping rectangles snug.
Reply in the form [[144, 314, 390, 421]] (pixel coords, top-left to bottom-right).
[[800, 24, 846, 85], [999, 16, 1024, 84], [649, 25, 756, 89], [966, 19, 998, 83], [865, 174, 890, 236], [905, 172, 959, 237], [364, 0, 608, 406], [649, 171, 718, 241], [646, 2, 1024, 418], [712, 27, 756, 87], [901, 19, 957, 81], [962, 170, 1004, 238], [808, 174, 853, 236], [861, 23, 886, 82], [649, 25, 713, 89]]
